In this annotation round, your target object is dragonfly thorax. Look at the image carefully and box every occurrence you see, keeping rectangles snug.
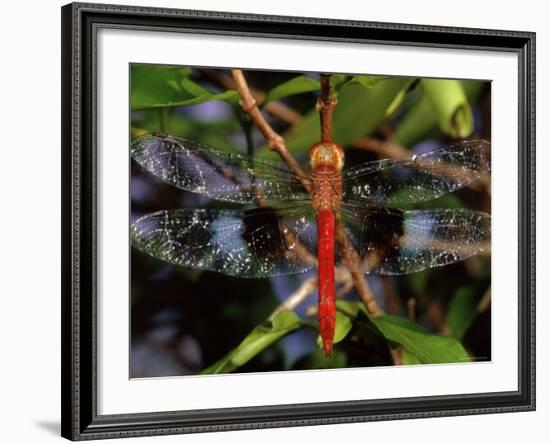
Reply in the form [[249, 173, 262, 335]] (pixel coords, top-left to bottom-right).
[[311, 165, 343, 212], [309, 141, 344, 171], [310, 142, 344, 212]]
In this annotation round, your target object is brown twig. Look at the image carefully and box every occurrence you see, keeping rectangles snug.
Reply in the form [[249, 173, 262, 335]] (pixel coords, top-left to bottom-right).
[[477, 288, 491, 313], [390, 348, 403, 366], [268, 276, 318, 321], [316, 74, 338, 142], [335, 223, 381, 316], [231, 69, 311, 192], [269, 266, 351, 320], [336, 270, 355, 298]]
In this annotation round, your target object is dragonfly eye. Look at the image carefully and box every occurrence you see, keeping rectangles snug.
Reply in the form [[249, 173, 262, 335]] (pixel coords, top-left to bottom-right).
[[309, 142, 344, 171]]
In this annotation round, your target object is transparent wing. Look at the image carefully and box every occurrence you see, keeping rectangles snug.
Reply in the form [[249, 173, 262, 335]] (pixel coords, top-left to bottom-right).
[[132, 133, 310, 204], [131, 206, 317, 278], [342, 140, 490, 206], [337, 205, 491, 275]]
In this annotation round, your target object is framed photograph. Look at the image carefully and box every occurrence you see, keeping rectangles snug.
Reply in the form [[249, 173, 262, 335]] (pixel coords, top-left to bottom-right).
[[61, 2, 535, 440]]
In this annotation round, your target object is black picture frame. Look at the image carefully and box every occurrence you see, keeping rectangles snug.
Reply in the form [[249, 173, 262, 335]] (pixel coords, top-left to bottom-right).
[[61, 2, 536, 440]]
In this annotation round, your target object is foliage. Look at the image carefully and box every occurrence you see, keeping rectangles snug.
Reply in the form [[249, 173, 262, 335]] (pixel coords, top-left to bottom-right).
[[262, 75, 320, 105], [202, 310, 302, 374], [131, 65, 239, 110], [337, 301, 469, 364]]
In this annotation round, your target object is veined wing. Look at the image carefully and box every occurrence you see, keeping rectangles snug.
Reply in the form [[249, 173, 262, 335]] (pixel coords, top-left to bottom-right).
[[132, 133, 310, 205], [337, 205, 490, 275], [342, 140, 490, 206], [131, 206, 317, 278]]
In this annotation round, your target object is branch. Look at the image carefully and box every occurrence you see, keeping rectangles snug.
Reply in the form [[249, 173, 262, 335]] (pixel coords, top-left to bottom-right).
[[231, 69, 311, 192], [316, 74, 338, 142], [335, 223, 381, 316], [271, 266, 353, 320], [268, 276, 317, 321], [336, 271, 355, 298], [477, 288, 491, 313], [390, 348, 403, 366]]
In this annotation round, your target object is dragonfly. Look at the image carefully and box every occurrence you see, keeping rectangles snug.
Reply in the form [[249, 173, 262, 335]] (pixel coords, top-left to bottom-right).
[[131, 133, 491, 357]]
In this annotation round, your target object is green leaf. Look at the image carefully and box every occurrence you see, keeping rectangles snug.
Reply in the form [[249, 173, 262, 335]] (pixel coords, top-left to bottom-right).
[[336, 301, 470, 364], [421, 79, 474, 138], [133, 89, 238, 110], [352, 76, 411, 118], [394, 80, 485, 147], [131, 64, 190, 109], [332, 79, 410, 146], [179, 76, 211, 97], [371, 314, 470, 364], [351, 75, 391, 89], [267, 77, 409, 157], [131, 64, 238, 110], [201, 310, 302, 374], [336, 300, 362, 318], [402, 348, 422, 365], [316, 311, 353, 349], [263, 76, 320, 104], [447, 287, 478, 340], [333, 74, 394, 92], [394, 95, 439, 147], [330, 74, 352, 92]]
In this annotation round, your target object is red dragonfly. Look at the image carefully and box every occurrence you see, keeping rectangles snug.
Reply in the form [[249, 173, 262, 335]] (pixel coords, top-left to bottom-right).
[[131, 134, 491, 356]]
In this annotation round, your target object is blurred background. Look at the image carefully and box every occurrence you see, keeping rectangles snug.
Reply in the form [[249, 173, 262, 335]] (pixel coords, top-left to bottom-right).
[[130, 65, 491, 378]]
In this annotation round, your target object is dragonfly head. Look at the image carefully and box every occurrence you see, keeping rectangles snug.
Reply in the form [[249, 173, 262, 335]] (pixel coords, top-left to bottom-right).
[[309, 142, 345, 171]]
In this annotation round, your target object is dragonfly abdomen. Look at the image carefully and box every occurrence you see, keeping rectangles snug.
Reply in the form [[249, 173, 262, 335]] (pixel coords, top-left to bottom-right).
[[317, 208, 336, 357]]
